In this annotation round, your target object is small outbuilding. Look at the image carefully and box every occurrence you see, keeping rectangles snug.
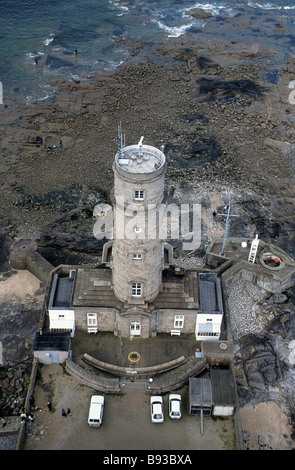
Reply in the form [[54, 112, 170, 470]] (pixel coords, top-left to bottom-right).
[[189, 377, 213, 416], [210, 368, 237, 417], [189, 377, 213, 434], [48, 271, 76, 336], [33, 332, 71, 364], [195, 273, 224, 341]]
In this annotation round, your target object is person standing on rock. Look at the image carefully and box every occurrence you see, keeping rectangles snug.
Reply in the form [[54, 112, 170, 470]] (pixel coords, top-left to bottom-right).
[[29, 395, 35, 408], [47, 401, 52, 412], [1, 417, 6, 428]]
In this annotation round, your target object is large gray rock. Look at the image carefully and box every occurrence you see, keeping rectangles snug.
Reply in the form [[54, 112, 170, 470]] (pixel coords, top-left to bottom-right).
[[0, 302, 41, 366], [268, 311, 295, 337], [187, 8, 213, 19], [235, 335, 283, 402]]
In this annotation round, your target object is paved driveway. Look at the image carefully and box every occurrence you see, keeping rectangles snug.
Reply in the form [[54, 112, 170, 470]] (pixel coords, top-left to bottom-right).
[[23, 364, 237, 451]]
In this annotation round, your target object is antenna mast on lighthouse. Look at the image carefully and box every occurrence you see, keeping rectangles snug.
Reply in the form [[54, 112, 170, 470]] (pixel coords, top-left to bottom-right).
[[118, 121, 125, 158]]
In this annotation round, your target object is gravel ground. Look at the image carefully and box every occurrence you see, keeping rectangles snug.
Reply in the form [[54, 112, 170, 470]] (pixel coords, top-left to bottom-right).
[[0, 433, 19, 451], [226, 278, 272, 340]]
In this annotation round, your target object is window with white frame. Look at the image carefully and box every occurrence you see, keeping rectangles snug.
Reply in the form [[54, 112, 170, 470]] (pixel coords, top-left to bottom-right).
[[131, 282, 142, 297], [87, 313, 98, 334], [130, 321, 141, 335], [87, 313, 97, 326], [132, 254, 142, 260], [134, 190, 144, 201], [174, 315, 184, 328]]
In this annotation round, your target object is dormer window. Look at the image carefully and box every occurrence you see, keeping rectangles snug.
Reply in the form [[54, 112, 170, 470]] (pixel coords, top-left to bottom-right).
[[134, 190, 144, 201]]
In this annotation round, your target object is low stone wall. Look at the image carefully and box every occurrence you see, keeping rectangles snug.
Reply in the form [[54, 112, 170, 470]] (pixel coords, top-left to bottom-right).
[[16, 358, 39, 450], [65, 355, 209, 395], [10, 239, 54, 287], [82, 353, 187, 378], [65, 358, 120, 393], [148, 356, 209, 394], [207, 238, 295, 294]]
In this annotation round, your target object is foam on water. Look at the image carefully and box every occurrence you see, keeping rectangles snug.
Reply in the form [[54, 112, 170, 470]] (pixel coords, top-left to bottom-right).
[[248, 1, 295, 9], [153, 19, 202, 38], [0, 0, 295, 108], [187, 1, 236, 16], [43, 33, 55, 46]]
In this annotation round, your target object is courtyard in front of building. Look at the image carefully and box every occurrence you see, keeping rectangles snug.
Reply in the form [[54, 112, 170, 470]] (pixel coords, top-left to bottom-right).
[[23, 363, 237, 451]]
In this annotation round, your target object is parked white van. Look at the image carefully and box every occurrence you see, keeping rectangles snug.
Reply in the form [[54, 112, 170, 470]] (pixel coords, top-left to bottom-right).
[[88, 395, 104, 427]]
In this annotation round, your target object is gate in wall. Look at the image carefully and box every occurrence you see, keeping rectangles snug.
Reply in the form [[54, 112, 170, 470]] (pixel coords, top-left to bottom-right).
[[120, 380, 147, 392]]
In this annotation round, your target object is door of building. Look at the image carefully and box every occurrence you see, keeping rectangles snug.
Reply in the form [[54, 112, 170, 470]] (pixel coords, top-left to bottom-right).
[[130, 321, 141, 336], [50, 353, 59, 363]]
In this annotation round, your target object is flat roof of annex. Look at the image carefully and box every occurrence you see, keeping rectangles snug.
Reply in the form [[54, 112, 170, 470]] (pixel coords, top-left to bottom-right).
[[115, 138, 165, 175]]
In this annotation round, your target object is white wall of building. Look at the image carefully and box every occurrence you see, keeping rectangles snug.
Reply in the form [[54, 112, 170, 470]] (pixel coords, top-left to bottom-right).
[[195, 312, 222, 341], [49, 309, 75, 335]]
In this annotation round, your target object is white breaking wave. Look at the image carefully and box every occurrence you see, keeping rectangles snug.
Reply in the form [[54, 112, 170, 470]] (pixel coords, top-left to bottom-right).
[[152, 19, 204, 38], [107, 59, 125, 68], [26, 84, 56, 105], [187, 2, 236, 17], [26, 51, 45, 59], [25, 51, 45, 65], [248, 1, 295, 10], [108, 0, 129, 15], [43, 32, 55, 46]]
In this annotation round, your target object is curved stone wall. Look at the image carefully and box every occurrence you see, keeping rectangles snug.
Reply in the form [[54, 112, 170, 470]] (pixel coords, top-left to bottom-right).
[[66, 358, 120, 393], [65, 355, 209, 394], [82, 353, 187, 378]]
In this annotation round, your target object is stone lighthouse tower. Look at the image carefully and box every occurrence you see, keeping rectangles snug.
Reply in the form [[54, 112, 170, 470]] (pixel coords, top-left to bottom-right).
[[111, 129, 166, 307]]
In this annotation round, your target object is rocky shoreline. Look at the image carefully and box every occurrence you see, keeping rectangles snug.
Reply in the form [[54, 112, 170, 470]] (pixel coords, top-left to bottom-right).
[[1, 22, 295, 447], [0, 32, 294, 253]]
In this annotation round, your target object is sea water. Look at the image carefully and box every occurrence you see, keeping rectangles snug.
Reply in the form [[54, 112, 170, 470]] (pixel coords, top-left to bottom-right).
[[0, 0, 295, 107]]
